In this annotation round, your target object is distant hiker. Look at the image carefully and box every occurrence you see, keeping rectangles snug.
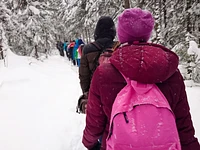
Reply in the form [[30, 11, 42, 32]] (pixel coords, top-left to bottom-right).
[[56, 41, 64, 57], [73, 38, 84, 67], [68, 40, 75, 62], [77, 43, 84, 67], [82, 8, 200, 150], [77, 43, 84, 58], [77, 16, 117, 114], [63, 40, 69, 58]]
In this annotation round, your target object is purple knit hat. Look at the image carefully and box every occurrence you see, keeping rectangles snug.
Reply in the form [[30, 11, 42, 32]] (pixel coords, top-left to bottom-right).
[[117, 8, 155, 43]]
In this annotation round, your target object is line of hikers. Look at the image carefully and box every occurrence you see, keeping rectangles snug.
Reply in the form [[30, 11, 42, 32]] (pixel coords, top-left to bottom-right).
[[76, 8, 200, 150], [56, 39, 84, 67]]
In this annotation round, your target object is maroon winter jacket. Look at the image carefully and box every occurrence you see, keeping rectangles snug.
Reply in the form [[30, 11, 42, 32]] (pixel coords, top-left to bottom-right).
[[82, 42, 200, 150]]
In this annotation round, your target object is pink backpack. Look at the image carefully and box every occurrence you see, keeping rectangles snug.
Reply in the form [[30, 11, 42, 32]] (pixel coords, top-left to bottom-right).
[[106, 73, 181, 150]]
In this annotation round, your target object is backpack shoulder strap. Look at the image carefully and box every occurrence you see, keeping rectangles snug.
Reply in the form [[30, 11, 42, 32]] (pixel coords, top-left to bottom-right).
[[91, 41, 120, 52], [113, 71, 171, 113], [91, 41, 116, 53], [90, 42, 103, 74], [91, 42, 102, 50], [112, 41, 121, 51]]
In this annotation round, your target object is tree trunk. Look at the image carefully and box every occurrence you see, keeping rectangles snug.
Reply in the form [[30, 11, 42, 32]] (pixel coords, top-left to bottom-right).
[[186, 0, 192, 33], [138, 0, 145, 8], [81, 28, 86, 43], [124, 0, 130, 9], [163, 0, 167, 28], [35, 45, 39, 59], [87, 28, 91, 42], [0, 42, 3, 60], [85, 27, 88, 44], [20, 0, 28, 9], [199, 15, 200, 44], [45, 29, 48, 55]]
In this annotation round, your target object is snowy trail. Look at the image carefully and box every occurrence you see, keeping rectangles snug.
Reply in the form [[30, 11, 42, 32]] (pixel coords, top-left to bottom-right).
[[186, 87, 200, 138], [0, 55, 86, 150], [0, 54, 199, 150]]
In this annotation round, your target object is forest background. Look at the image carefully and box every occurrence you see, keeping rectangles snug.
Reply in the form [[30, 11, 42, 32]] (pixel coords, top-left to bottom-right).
[[0, 0, 200, 83]]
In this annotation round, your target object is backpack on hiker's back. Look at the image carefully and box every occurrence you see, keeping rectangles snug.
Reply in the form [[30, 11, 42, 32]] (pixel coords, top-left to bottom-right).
[[76, 41, 120, 114], [106, 71, 181, 150], [91, 41, 120, 66]]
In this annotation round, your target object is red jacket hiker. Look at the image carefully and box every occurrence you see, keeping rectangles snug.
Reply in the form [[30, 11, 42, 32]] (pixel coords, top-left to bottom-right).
[[83, 43, 200, 150], [82, 8, 200, 150]]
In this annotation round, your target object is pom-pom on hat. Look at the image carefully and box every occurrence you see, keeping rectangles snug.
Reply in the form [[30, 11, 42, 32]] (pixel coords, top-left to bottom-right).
[[117, 8, 155, 43], [94, 16, 116, 40]]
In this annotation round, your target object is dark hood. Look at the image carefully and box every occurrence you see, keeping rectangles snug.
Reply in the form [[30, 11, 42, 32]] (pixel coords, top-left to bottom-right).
[[110, 43, 179, 84]]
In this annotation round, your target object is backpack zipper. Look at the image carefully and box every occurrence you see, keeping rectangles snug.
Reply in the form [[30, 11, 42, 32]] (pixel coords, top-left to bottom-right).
[[123, 112, 129, 123]]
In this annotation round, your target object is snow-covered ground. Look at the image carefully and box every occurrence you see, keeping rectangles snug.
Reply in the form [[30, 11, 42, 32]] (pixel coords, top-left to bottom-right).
[[0, 51, 199, 150]]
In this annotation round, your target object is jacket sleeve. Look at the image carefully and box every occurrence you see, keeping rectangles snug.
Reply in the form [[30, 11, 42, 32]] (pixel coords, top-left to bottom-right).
[[82, 68, 106, 149], [174, 72, 200, 150], [79, 52, 91, 93]]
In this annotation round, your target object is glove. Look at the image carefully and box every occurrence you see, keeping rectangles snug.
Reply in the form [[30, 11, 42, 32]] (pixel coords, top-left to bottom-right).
[[76, 92, 88, 114], [80, 99, 87, 114]]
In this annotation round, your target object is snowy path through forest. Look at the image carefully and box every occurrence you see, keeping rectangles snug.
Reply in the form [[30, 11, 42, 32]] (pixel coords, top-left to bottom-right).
[[0, 54, 199, 150]]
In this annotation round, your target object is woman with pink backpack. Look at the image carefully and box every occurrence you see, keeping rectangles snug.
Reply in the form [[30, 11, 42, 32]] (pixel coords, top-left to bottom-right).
[[82, 8, 200, 150]]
